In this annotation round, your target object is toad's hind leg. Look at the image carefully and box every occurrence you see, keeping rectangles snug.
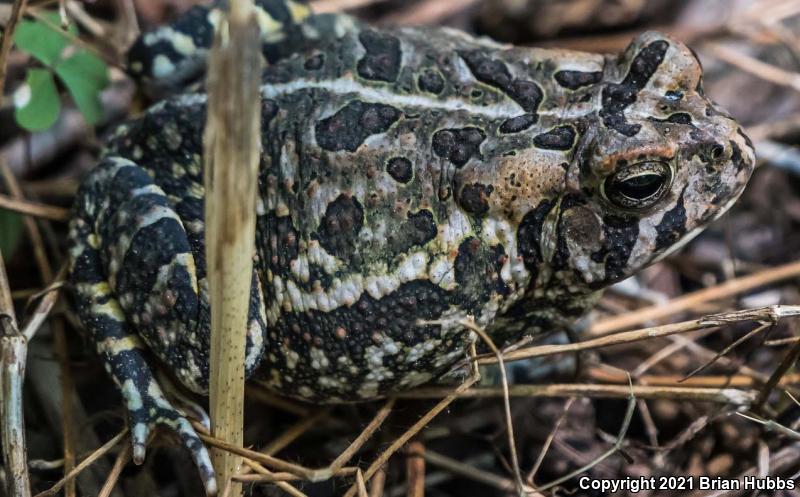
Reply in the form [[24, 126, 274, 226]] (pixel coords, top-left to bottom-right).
[[69, 157, 267, 495]]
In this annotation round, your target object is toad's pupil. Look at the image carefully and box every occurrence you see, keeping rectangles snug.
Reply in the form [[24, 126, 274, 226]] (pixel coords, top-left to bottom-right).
[[616, 173, 665, 200]]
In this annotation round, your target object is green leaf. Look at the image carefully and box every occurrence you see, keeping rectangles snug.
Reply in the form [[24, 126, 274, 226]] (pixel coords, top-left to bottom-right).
[[0, 210, 23, 258], [13, 68, 61, 131], [55, 50, 110, 125], [14, 12, 76, 67]]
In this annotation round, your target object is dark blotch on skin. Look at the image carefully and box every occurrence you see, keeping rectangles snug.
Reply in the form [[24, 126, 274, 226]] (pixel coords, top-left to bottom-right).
[[600, 82, 641, 136], [317, 194, 364, 259], [454, 238, 508, 311], [418, 69, 445, 94], [458, 183, 494, 216], [590, 214, 640, 285], [600, 40, 669, 137], [667, 113, 693, 124], [500, 114, 538, 134], [655, 191, 687, 251], [127, 5, 214, 80], [517, 200, 554, 270], [508, 80, 544, 113], [386, 157, 413, 183], [458, 50, 512, 89], [262, 99, 279, 126], [404, 210, 438, 247], [432, 127, 486, 167], [626, 40, 670, 88], [388, 210, 438, 254], [649, 113, 693, 125], [554, 70, 602, 90], [265, 214, 299, 271], [533, 125, 577, 151], [730, 141, 746, 173], [316, 101, 401, 152], [304, 53, 324, 71], [459, 50, 543, 113], [737, 127, 754, 151], [357, 30, 402, 82]]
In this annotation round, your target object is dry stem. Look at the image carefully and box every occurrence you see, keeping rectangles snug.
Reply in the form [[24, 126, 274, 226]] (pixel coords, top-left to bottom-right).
[[33, 429, 128, 497], [399, 384, 757, 405], [590, 261, 800, 335], [478, 305, 800, 366], [202, 0, 262, 493], [342, 345, 482, 497], [0, 250, 32, 497], [97, 443, 131, 497], [536, 382, 636, 492], [0, 194, 70, 222], [0, 0, 28, 109]]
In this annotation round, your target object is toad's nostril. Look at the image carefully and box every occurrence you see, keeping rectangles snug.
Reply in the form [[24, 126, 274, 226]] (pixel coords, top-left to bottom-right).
[[711, 144, 725, 160]]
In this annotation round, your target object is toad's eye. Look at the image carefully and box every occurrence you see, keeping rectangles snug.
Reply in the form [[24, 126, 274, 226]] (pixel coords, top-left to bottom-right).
[[602, 161, 672, 210]]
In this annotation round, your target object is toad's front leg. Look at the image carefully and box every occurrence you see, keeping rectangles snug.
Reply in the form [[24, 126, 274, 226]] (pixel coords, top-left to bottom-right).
[[69, 157, 268, 495]]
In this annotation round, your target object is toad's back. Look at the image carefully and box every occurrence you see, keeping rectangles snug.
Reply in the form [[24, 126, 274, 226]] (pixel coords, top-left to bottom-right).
[[68, 1, 754, 492]]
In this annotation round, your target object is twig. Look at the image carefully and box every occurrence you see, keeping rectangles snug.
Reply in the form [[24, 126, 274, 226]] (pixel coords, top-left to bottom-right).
[[203, 0, 262, 493], [0, 194, 70, 222], [477, 306, 800, 366], [20, 265, 65, 340], [587, 367, 800, 388], [526, 397, 575, 484], [258, 408, 330, 456], [329, 398, 395, 472], [423, 450, 541, 495], [1, 250, 32, 497], [405, 441, 425, 497], [342, 344, 482, 497], [756, 140, 800, 175], [590, 261, 800, 335], [381, 0, 481, 25], [535, 379, 637, 492], [97, 442, 131, 497], [458, 317, 525, 495], [52, 318, 77, 497], [747, 114, 800, 141], [369, 466, 386, 497], [737, 412, 800, 441], [680, 323, 772, 381], [0, 0, 28, 109], [667, 334, 773, 386], [240, 460, 308, 496], [356, 469, 369, 497], [311, 0, 387, 13], [766, 336, 800, 346], [398, 384, 757, 405], [33, 428, 128, 497], [194, 427, 320, 479], [704, 42, 800, 92], [2, 160, 79, 497], [753, 337, 800, 412], [1, 163, 55, 281]]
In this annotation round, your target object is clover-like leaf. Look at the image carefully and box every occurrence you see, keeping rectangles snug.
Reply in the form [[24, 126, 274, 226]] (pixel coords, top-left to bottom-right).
[[55, 50, 110, 125], [13, 68, 61, 131], [14, 12, 76, 67]]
